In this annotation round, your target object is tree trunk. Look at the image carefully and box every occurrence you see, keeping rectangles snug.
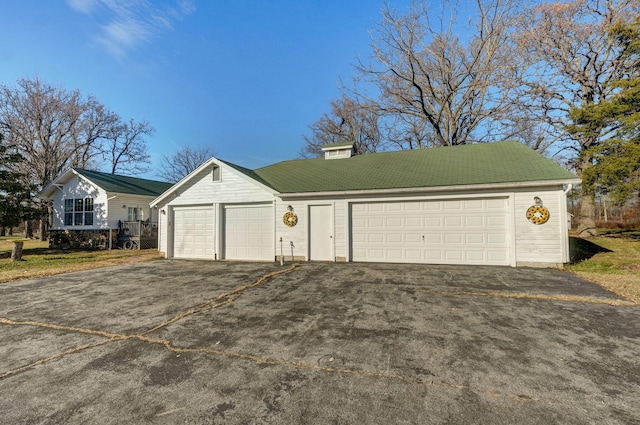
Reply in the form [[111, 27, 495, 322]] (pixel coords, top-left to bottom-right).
[[39, 219, 48, 242], [0, 227, 5, 237], [576, 154, 598, 237], [576, 193, 597, 237], [11, 241, 24, 261], [24, 220, 33, 238]]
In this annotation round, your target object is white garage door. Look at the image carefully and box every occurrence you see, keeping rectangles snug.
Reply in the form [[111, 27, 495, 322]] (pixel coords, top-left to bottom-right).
[[351, 198, 510, 265], [173, 206, 215, 259], [224, 204, 273, 261]]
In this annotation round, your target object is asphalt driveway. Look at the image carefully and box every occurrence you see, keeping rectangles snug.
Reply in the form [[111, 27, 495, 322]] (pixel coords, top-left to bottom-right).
[[0, 260, 638, 424]]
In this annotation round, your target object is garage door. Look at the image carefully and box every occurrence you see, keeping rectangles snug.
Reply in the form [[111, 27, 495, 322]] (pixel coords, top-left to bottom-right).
[[224, 204, 273, 261], [173, 206, 215, 259], [351, 198, 510, 265]]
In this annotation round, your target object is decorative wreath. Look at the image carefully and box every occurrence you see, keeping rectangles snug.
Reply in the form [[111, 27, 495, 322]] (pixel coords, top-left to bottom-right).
[[283, 211, 298, 227], [526, 205, 550, 225]]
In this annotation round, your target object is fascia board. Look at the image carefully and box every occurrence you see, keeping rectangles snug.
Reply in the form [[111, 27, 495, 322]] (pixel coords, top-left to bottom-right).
[[277, 178, 583, 199], [38, 168, 78, 199]]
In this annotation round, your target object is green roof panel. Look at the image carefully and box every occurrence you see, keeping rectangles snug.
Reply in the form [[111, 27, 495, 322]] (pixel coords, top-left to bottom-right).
[[75, 169, 173, 197], [249, 141, 577, 193]]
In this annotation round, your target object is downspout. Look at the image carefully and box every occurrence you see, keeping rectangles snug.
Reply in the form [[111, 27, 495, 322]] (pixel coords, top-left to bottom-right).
[[563, 184, 573, 196], [561, 184, 573, 264]]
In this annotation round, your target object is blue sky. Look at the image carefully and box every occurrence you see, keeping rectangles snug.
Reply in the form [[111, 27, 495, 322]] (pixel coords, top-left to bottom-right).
[[0, 0, 412, 179]]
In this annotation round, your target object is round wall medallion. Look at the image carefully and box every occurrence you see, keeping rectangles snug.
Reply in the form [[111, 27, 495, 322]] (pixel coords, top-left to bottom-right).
[[283, 211, 298, 227], [526, 205, 550, 225]]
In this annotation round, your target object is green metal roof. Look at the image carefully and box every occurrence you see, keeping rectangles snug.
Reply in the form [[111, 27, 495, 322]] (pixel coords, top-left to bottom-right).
[[75, 169, 173, 197], [245, 141, 577, 193], [322, 142, 355, 149]]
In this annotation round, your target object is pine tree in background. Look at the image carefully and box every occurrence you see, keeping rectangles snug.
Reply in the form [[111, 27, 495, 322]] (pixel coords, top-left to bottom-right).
[[570, 18, 640, 206], [0, 133, 37, 233]]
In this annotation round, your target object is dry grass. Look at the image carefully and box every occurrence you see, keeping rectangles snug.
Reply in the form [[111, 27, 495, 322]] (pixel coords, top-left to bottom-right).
[[570, 272, 640, 305], [566, 233, 640, 304], [0, 238, 162, 284]]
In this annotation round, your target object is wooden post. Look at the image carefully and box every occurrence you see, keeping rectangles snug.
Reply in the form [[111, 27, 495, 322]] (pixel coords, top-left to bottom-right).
[[11, 240, 25, 262]]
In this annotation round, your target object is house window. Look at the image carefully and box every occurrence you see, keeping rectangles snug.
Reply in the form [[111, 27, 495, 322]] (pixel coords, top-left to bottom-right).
[[64, 198, 94, 226], [212, 166, 221, 182], [128, 207, 139, 221]]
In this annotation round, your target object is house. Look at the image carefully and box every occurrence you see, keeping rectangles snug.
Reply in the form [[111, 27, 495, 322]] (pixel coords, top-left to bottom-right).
[[40, 168, 173, 249], [150, 141, 581, 267]]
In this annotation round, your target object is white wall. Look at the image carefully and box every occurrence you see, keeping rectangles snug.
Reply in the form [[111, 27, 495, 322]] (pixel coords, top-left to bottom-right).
[[50, 175, 107, 229], [513, 186, 568, 265]]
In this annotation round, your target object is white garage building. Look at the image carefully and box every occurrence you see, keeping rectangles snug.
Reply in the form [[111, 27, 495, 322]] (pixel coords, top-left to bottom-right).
[[151, 142, 580, 267]]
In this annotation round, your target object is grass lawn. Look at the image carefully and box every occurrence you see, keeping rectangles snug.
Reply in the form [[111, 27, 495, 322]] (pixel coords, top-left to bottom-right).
[[567, 230, 640, 304], [0, 238, 161, 284]]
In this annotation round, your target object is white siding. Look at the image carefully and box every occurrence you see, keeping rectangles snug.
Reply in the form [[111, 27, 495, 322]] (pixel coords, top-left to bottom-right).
[[275, 200, 308, 260], [106, 194, 157, 229], [514, 187, 566, 265], [50, 175, 107, 229], [334, 201, 348, 260], [162, 165, 273, 207]]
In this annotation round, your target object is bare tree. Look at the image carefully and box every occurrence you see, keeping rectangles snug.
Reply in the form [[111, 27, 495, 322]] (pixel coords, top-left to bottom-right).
[[157, 145, 215, 183], [0, 78, 104, 189], [0, 77, 155, 238], [103, 118, 153, 175], [353, 0, 521, 148], [513, 0, 640, 236], [301, 94, 384, 157], [0, 78, 113, 239]]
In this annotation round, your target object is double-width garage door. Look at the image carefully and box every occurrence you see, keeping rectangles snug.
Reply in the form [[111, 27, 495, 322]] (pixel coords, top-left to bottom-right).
[[351, 198, 510, 265]]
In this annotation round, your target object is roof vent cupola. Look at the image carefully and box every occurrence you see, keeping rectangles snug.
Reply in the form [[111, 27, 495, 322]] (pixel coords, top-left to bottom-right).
[[321, 142, 356, 160]]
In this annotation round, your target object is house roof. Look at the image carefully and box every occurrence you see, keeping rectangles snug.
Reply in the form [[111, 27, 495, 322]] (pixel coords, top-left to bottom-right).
[[249, 141, 578, 193], [151, 141, 579, 205], [40, 168, 173, 199], [73, 169, 173, 196]]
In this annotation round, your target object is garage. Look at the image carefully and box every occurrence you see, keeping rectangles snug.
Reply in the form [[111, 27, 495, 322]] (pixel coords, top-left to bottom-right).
[[351, 198, 510, 265], [172, 206, 215, 259], [153, 142, 579, 267], [224, 204, 273, 261]]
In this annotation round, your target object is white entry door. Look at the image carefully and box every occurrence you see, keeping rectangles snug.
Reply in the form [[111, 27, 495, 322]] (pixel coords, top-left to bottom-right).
[[172, 206, 215, 259], [351, 198, 510, 265], [309, 204, 333, 261], [224, 204, 273, 261]]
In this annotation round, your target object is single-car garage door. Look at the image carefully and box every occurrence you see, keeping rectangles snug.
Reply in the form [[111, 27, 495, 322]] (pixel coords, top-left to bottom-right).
[[224, 204, 273, 261], [173, 206, 215, 259], [351, 198, 510, 265]]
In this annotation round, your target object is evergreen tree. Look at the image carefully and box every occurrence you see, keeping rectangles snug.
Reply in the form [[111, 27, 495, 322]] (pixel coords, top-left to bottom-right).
[[570, 18, 640, 205], [0, 134, 36, 229]]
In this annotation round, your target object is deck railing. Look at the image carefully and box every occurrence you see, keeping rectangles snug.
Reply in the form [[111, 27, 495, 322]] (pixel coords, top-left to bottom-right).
[[118, 221, 158, 249]]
